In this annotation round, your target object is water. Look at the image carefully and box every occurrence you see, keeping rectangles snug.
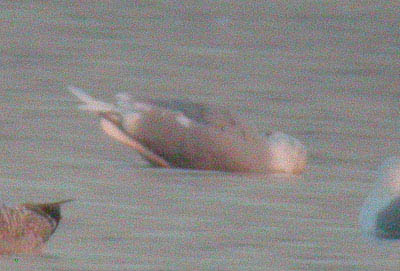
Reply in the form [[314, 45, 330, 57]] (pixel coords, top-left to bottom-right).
[[0, 1, 399, 270]]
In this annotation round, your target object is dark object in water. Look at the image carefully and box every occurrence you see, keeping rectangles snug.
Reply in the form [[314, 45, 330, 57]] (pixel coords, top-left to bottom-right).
[[376, 197, 400, 239]]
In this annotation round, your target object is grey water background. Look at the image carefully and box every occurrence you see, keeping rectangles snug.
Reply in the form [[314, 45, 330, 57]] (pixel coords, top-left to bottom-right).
[[0, 1, 399, 270]]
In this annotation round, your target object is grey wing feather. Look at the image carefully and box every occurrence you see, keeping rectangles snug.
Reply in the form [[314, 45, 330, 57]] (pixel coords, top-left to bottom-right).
[[146, 99, 258, 140]]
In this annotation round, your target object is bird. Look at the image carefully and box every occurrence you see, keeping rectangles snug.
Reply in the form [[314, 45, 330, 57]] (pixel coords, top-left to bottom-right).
[[68, 86, 307, 174], [0, 199, 72, 254], [359, 157, 400, 240]]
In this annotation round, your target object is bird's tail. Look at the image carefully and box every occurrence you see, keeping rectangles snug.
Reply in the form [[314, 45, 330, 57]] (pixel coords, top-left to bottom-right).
[[68, 86, 117, 113], [22, 199, 74, 210]]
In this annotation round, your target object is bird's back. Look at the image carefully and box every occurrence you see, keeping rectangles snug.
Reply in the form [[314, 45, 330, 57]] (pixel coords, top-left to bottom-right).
[[0, 205, 55, 254]]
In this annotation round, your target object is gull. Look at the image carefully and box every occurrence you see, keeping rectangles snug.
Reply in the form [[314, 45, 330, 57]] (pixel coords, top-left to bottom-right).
[[0, 200, 72, 254], [68, 86, 307, 174], [360, 157, 400, 240]]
